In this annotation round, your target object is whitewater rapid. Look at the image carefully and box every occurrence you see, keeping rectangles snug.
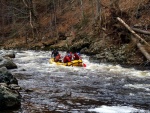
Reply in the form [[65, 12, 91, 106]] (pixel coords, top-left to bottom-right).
[[1, 50, 150, 113]]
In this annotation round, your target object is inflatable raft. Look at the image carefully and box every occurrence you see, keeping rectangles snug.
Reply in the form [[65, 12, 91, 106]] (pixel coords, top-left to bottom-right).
[[49, 58, 83, 67]]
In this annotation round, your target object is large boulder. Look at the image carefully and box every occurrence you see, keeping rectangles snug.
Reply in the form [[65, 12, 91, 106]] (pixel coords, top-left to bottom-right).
[[0, 67, 21, 110], [0, 56, 17, 69], [0, 84, 21, 110], [0, 67, 18, 84]]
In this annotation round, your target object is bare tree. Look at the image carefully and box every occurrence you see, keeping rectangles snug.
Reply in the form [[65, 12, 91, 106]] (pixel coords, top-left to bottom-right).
[[96, 0, 102, 24], [22, 0, 39, 41], [0, 0, 5, 39], [94, 0, 103, 38], [80, 0, 84, 19], [90, 0, 95, 23]]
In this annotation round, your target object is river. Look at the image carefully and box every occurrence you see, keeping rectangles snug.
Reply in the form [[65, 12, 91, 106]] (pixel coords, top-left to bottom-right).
[[1, 50, 150, 113]]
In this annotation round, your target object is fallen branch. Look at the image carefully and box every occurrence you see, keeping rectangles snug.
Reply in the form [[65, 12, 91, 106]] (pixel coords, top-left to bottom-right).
[[132, 27, 150, 35], [117, 17, 150, 46], [131, 36, 150, 61], [137, 43, 150, 61]]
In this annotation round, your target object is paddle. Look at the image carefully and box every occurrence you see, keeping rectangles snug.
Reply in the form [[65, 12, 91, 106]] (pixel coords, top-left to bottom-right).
[[83, 63, 86, 67]]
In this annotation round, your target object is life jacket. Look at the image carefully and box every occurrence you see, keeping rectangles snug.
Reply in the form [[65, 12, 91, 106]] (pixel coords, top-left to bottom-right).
[[73, 53, 80, 60], [54, 54, 61, 62], [63, 56, 71, 63]]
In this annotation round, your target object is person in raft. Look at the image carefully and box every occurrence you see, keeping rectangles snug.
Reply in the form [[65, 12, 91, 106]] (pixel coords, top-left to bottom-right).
[[63, 51, 71, 63], [51, 49, 61, 62], [69, 51, 73, 60], [54, 53, 61, 62], [51, 49, 59, 58], [73, 52, 81, 60]]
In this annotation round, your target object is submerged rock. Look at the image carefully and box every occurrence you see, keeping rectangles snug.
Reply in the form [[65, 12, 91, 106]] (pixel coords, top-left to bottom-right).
[[3, 51, 15, 58]]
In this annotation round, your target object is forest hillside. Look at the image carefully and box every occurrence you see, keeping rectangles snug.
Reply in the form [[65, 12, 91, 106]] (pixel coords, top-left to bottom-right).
[[0, 0, 150, 66]]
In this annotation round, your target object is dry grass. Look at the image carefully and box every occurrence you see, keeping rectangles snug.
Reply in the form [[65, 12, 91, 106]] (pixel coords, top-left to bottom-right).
[[144, 46, 150, 53], [120, 0, 148, 11]]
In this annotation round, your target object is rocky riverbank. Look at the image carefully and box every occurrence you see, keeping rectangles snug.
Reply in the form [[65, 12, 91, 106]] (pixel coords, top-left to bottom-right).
[[0, 51, 21, 110]]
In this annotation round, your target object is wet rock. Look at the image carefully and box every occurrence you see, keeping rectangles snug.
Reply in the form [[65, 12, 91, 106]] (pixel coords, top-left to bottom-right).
[[0, 84, 21, 110], [0, 83, 7, 87], [0, 67, 18, 84], [20, 69, 26, 71], [8, 84, 21, 90], [70, 41, 90, 52], [89, 50, 116, 63], [80, 47, 89, 54], [25, 89, 34, 92], [104, 51, 115, 62], [0, 56, 17, 69], [88, 41, 103, 54], [3, 51, 15, 58], [88, 45, 132, 64]]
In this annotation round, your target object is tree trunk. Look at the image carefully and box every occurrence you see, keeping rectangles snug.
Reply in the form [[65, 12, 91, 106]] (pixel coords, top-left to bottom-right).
[[96, 0, 101, 23], [52, 0, 58, 38], [94, 0, 102, 38], [53, 0, 57, 27], [1, 0, 5, 39], [80, 0, 84, 19], [90, 0, 95, 23], [22, 0, 39, 41]]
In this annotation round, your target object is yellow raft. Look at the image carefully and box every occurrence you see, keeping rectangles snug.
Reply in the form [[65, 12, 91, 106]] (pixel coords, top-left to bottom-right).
[[49, 58, 83, 67]]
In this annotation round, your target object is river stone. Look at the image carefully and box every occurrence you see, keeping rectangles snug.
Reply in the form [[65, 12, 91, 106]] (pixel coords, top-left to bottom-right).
[[0, 67, 18, 84], [3, 51, 15, 58], [0, 84, 21, 110], [0, 56, 17, 69], [1, 51, 15, 58]]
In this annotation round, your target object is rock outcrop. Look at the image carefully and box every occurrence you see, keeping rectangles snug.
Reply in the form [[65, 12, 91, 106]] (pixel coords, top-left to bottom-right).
[[0, 83, 21, 110], [0, 52, 21, 110]]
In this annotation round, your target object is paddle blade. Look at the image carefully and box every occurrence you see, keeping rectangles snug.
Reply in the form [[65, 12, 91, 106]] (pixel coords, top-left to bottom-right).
[[83, 63, 86, 67]]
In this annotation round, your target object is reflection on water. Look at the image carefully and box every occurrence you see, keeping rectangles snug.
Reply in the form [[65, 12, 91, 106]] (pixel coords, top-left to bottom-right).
[[0, 50, 150, 113]]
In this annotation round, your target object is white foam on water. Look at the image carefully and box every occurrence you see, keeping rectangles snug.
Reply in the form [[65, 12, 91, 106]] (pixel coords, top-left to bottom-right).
[[88, 105, 149, 113], [1, 50, 149, 78], [82, 58, 150, 78], [124, 84, 150, 91]]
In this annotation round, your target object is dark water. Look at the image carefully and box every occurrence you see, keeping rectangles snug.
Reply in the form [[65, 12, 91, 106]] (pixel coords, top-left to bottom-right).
[[1, 50, 150, 113]]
